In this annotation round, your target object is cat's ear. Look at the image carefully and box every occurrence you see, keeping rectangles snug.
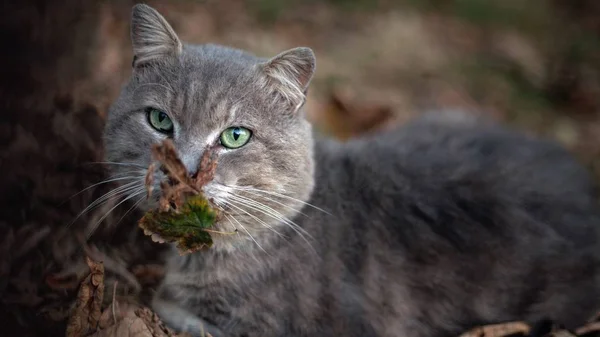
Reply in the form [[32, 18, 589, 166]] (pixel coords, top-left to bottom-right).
[[259, 47, 316, 111], [130, 4, 182, 68]]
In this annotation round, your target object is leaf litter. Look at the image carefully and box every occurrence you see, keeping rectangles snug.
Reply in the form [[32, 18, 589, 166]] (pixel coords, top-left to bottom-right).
[[457, 316, 600, 337], [65, 257, 105, 337], [65, 257, 204, 337]]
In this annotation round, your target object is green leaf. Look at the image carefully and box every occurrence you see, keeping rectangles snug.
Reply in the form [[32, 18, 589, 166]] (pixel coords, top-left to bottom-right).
[[139, 195, 217, 254]]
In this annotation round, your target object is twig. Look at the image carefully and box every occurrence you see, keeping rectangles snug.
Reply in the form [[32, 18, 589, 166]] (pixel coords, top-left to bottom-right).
[[576, 322, 600, 336], [112, 280, 118, 324]]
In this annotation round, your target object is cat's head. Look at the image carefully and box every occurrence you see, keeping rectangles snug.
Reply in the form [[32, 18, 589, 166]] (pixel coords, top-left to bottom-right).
[[103, 4, 316, 252]]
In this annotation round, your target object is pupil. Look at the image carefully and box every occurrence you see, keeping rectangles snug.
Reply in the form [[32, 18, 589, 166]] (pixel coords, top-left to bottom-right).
[[158, 112, 166, 122], [233, 128, 241, 140]]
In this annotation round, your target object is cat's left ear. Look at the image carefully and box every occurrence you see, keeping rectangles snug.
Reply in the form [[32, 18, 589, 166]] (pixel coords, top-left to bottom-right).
[[258, 47, 316, 111], [130, 4, 182, 68]]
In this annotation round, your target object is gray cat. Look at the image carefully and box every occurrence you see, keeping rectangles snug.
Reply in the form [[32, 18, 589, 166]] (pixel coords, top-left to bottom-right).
[[103, 4, 600, 337]]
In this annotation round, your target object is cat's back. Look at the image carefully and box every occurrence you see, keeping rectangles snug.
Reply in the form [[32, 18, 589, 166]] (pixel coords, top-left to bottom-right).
[[310, 111, 600, 333], [344, 110, 597, 206], [347, 111, 595, 199], [316, 110, 600, 250]]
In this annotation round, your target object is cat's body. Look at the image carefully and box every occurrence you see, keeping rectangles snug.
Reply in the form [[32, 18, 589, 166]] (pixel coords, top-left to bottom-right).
[[104, 5, 600, 337], [153, 116, 600, 337]]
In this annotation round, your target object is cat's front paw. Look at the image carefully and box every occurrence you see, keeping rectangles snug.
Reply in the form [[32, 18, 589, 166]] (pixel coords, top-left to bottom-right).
[[152, 298, 226, 337]]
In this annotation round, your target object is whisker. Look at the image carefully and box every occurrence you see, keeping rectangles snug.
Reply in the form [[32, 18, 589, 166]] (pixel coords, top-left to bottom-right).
[[65, 174, 143, 202], [85, 187, 147, 240], [80, 181, 140, 213], [113, 193, 146, 228], [220, 200, 287, 239], [68, 181, 143, 227], [214, 185, 308, 217], [226, 197, 316, 254], [229, 195, 317, 253], [83, 161, 146, 168], [229, 186, 331, 215], [224, 213, 267, 254], [227, 195, 317, 254], [227, 194, 314, 241]]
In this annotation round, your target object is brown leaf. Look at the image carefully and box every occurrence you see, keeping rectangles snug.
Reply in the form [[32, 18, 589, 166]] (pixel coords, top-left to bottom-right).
[[151, 140, 192, 188], [147, 139, 220, 213], [550, 330, 577, 337], [92, 302, 193, 337], [91, 307, 152, 337], [192, 145, 219, 191], [319, 88, 395, 140], [146, 162, 156, 199], [45, 273, 81, 291], [139, 139, 220, 255], [131, 264, 165, 286], [575, 321, 600, 336], [65, 257, 105, 337], [457, 321, 530, 337], [149, 141, 197, 212]]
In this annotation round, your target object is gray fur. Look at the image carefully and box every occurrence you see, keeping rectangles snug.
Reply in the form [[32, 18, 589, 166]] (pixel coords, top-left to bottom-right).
[[103, 4, 600, 337]]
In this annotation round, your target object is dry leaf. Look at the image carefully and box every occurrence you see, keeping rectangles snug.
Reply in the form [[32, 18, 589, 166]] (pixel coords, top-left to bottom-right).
[[91, 306, 152, 337], [131, 264, 165, 286], [65, 257, 105, 337], [575, 321, 600, 336], [138, 140, 221, 255], [46, 273, 82, 291], [457, 321, 530, 337], [151, 140, 192, 187], [319, 88, 394, 140], [193, 146, 219, 191], [91, 301, 194, 337], [146, 162, 156, 199]]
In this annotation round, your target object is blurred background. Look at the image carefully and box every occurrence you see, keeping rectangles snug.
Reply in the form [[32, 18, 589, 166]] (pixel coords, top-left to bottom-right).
[[0, 0, 599, 336]]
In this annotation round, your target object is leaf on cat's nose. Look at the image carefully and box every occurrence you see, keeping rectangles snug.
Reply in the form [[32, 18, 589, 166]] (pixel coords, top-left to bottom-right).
[[139, 140, 224, 256], [192, 144, 219, 191], [150, 140, 191, 187]]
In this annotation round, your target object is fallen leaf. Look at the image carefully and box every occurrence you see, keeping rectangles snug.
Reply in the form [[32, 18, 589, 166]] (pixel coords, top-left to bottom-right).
[[550, 330, 577, 337], [45, 273, 82, 291], [457, 321, 530, 337], [131, 264, 165, 286], [319, 88, 395, 140], [91, 306, 152, 337], [65, 257, 105, 337], [92, 301, 195, 337], [575, 321, 600, 336]]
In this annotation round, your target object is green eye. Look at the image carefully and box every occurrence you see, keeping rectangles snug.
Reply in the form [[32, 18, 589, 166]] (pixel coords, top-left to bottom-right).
[[147, 108, 173, 134], [220, 127, 252, 149]]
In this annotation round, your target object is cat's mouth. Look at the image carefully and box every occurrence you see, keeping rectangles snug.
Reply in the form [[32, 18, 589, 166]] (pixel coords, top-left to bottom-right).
[[201, 182, 229, 209]]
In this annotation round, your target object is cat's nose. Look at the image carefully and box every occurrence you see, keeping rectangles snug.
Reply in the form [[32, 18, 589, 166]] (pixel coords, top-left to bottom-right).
[[179, 145, 216, 179], [179, 149, 202, 177]]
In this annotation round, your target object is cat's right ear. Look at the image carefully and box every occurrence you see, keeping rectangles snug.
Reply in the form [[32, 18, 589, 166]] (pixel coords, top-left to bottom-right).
[[257, 47, 316, 112], [130, 4, 182, 68]]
